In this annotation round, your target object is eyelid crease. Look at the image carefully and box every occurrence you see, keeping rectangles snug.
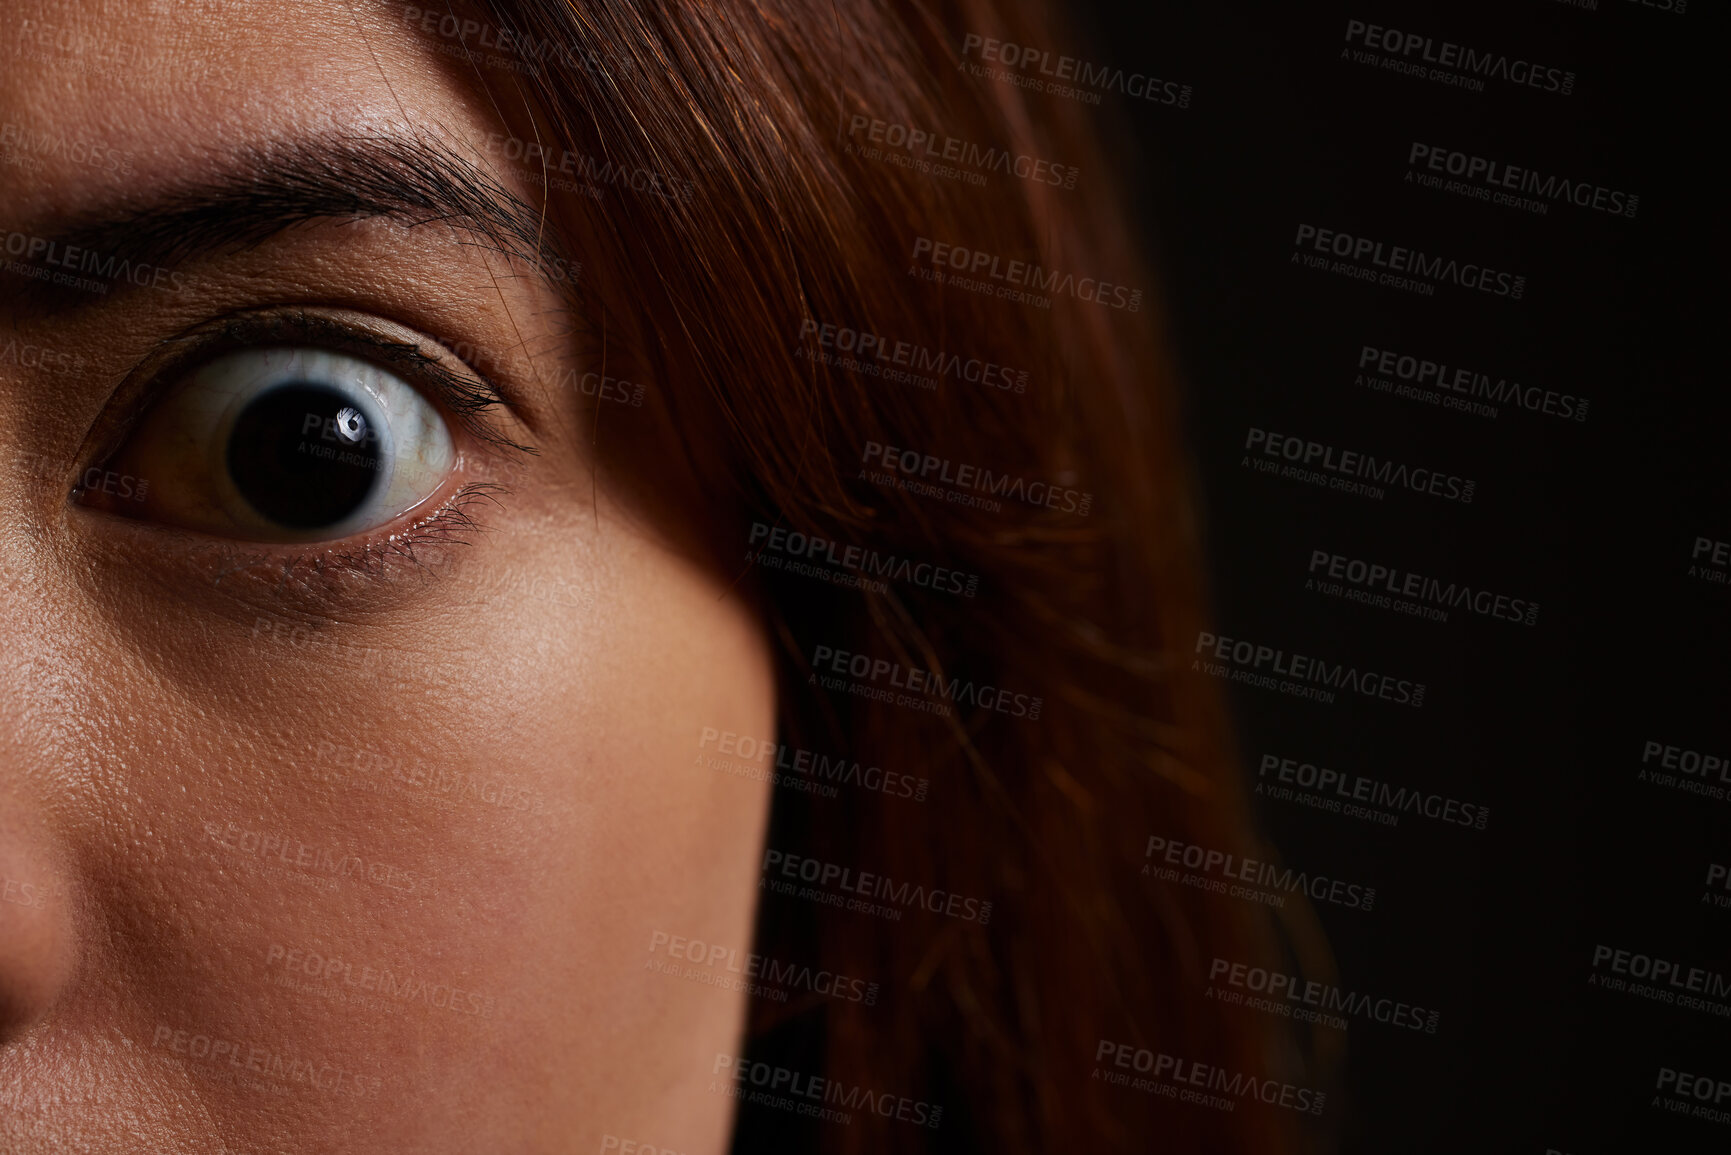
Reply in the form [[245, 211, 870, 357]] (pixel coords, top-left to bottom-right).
[[102, 307, 541, 468], [228, 311, 542, 458], [68, 305, 540, 588]]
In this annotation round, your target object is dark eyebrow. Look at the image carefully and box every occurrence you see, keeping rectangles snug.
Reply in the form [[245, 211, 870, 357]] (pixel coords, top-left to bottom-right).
[[2, 132, 579, 316]]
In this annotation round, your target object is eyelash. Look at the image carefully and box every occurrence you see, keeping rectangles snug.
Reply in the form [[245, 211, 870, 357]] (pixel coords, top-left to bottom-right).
[[90, 308, 537, 596], [203, 481, 510, 596], [158, 311, 535, 456]]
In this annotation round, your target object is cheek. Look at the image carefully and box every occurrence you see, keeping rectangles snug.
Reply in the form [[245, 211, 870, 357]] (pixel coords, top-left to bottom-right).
[[510, 524, 780, 978], [398, 526, 778, 1136], [0, 512, 773, 1151]]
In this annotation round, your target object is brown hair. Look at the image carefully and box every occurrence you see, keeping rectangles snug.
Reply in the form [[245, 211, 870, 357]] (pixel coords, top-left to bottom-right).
[[447, 0, 1332, 1149]]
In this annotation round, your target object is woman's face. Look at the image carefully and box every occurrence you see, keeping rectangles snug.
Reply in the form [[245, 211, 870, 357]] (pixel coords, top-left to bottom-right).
[[0, 2, 776, 1152]]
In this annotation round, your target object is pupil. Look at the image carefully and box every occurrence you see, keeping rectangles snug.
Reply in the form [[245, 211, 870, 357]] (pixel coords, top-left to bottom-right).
[[226, 384, 383, 529]]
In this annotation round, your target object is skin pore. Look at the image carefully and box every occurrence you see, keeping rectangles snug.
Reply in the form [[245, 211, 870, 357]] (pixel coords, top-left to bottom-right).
[[0, 2, 776, 1152]]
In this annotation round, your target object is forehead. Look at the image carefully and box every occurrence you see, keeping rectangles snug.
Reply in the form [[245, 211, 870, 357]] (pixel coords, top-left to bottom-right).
[[0, 0, 500, 219]]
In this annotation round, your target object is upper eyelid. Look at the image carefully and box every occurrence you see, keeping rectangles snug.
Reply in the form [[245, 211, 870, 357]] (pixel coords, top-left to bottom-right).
[[148, 309, 540, 461], [285, 323, 540, 458]]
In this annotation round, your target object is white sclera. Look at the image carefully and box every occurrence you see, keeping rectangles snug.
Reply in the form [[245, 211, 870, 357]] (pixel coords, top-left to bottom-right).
[[118, 345, 455, 542]]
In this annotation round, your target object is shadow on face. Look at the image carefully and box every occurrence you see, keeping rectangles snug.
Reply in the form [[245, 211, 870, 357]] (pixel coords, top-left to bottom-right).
[[0, 3, 775, 1152]]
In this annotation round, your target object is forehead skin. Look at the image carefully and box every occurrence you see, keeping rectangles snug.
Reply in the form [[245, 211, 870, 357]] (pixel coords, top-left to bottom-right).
[[0, 3, 775, 1154]]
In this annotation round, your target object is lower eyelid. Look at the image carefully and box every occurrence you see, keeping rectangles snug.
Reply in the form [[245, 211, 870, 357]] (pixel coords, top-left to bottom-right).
[[62, 306, 540, 606], [270, 480, 509, 577], [91, 344, 462, 543], [75, 475, 512, 620]]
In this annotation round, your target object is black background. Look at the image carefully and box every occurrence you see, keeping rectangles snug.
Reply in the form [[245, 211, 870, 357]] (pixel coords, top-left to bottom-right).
[[732, 1, 1720, 1150], [1071, 0, 1721, 1151]]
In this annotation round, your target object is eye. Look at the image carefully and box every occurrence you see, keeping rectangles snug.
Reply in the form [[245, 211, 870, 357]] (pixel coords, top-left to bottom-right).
[[80, 345, 456, 542]]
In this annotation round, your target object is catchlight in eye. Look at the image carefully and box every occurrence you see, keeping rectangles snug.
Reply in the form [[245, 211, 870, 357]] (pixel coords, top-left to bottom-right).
[[83, 345, 456, 543]]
